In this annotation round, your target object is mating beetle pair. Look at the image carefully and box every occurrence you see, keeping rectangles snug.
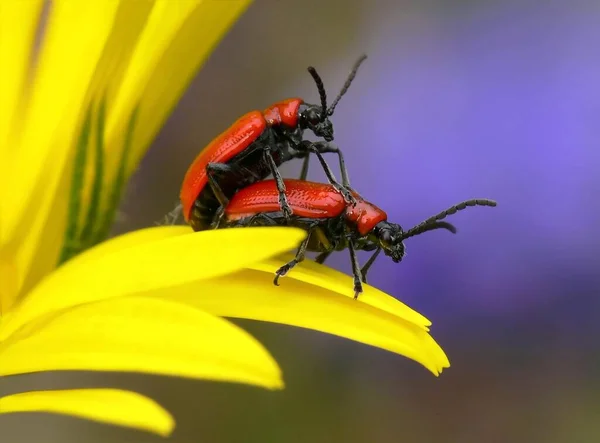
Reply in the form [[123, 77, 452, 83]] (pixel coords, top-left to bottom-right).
[[179, 55, 496, 299], [180, 55, 368, 231]]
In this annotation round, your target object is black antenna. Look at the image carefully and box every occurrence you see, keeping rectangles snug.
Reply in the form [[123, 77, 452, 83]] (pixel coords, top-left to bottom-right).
[[307, 66, 328, 116], [409, 221, 458, 237], [402, 199, 496, 240], [327, 54, 368, 115]]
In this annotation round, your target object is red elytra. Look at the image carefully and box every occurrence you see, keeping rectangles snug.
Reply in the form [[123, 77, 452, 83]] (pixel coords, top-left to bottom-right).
[[180, 109, 269, 222], [225, 179, 387, 236], [180, 100, 304, 222]]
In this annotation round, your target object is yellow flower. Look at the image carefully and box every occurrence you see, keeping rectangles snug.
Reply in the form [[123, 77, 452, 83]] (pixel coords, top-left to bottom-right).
[[0, 0, 449, 438]]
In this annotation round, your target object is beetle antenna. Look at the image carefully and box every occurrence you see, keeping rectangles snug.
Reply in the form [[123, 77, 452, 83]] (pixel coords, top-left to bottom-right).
[[327, 54, 367, 116], [410, 221, 458, 237], [307, 66, 328, 117], [401, 199, 496, 240]]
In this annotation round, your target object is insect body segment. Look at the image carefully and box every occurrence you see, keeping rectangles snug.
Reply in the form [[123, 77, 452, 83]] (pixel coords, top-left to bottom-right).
[[221, 179, 497, 299]]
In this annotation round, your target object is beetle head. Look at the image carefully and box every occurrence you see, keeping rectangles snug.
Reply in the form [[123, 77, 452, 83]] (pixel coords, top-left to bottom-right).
[[301, 55, 368, 142], [298, 103, 334, 141], [372, 221, 406, 263]]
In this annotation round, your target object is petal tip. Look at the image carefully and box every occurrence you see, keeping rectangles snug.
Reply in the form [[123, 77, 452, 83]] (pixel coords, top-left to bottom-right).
[[268, 377, 286, 391], [0, 389, 175, 437]]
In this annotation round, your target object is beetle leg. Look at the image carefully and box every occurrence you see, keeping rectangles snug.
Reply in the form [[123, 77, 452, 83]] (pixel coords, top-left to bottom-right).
[[313, 225, 332, 249], [274, 226, 313, 285], [299, 155, 310, 180], [263, 149, 293, 221], [310, 142, 353, 190], [206, 163, 233, 207], [347, 240, 363, 299], [315, 251, 332, 264], [308, 147, 357, 206], [360, 247, 382, 284], [210, 208, 224, 229]]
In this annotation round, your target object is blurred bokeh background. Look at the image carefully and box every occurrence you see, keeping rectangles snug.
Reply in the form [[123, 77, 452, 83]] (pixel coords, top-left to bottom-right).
[[4, 0, 600, 442]]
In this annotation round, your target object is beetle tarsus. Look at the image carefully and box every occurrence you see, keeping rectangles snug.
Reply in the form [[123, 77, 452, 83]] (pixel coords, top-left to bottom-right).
[[347, 239, 363, 299], [353, 267, 363, 299], [274, 231, 311, 283], [353, 283, 363, 300], [274, 266, 291, 286], [335, 184, 357, 206]]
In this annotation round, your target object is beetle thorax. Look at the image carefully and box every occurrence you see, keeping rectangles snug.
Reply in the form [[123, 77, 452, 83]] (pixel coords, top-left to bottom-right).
[[344, 198, 388, 237], [263, 98, 303, 128]]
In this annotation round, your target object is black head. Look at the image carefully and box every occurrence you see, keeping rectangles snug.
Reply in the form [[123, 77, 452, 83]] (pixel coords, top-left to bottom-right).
[[298, 103, 333, 141], [372, 221, 406, 262], [371, 198, 497, 263], [299, 54, 367, 142]]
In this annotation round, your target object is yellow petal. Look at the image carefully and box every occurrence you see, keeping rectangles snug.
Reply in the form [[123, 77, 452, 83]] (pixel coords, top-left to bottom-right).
[[0, 0, 44, 233], [0, 0, 44, 311], [0, 296, 283, 390], [8, 1, 158, 303], [8, 1, 252, 301], [256, 255, 433, 329], [147, 258, 450, 376], [1, 227, 305, 339], [4, 0, 124, 243], [105, 0, 252, 180], [0, 388, 174, 437], [78, 225, 193, 261]]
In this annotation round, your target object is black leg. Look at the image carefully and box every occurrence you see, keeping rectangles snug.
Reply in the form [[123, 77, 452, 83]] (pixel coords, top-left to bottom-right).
[[156, 203, 183, 226], [310, 142, 352, 189], [306, 145, 356, 206], [206, 162, 234, 207], [210, 207, 225, 229], [274, 228, 312, 285], [315, 251, 332, 264], [167, 204, 183, 225], [263, 149, 293, 220], [299, 155, 310, 180], [347, 240, 363, 299], [360, 247, 381, 283]]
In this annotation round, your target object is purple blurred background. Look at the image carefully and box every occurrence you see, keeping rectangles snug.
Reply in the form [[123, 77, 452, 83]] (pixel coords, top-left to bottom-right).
[[6, 0, 599, 442]]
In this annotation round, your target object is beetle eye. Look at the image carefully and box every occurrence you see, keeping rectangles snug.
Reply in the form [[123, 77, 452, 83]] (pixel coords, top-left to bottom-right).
[[380, 231, 392, 246], [308, 111, 321, 125], [301, 106, 322, 124]]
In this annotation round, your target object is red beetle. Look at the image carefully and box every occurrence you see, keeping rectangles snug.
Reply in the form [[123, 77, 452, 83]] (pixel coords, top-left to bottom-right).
[[220, 179, 497, 299], [179, 55, 367, 231]]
